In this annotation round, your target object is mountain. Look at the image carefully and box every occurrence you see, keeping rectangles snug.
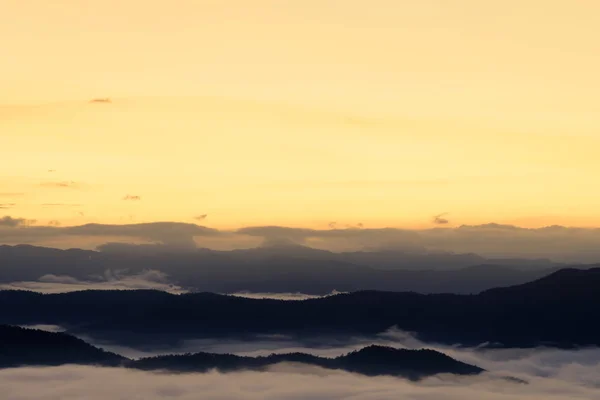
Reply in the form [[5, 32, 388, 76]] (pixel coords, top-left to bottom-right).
[[131, 345, 483, 380], [0, 244, 567, 294], [0, 325, 124, 368], [0, 268, 599, 348], [481, 267, 600, 299], [0, 325, 482, 379]]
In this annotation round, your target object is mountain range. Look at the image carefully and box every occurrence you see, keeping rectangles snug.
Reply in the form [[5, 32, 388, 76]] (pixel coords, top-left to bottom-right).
[[1, 267, 599, 348], [0, 244, 571, 294]]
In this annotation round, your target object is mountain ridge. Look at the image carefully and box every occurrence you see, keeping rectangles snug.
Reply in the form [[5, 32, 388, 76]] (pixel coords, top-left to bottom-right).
[[0, 325, 482, 380], [1, 267, 599, 348], [0, 244, 572, 295]]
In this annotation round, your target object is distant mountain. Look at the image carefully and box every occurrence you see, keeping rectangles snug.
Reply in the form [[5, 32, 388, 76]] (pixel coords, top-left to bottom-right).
[[0, 244, 568, 294], [1, 268, 599, 348], [0, 325, 124, 368], [0, 325, 482, 379], [131, 345, 483, 380]]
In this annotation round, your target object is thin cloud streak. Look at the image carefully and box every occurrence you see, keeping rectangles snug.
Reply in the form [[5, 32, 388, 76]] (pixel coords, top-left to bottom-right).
[[433, 213, 450, 225], [40, 181, 80, 189]]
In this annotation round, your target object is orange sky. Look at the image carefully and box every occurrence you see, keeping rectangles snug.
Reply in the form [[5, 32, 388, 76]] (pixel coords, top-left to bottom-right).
[[2, 1, 600, 228]]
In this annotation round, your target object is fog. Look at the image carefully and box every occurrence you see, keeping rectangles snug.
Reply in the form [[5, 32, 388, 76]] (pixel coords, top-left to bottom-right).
[[2, 327, 598, 399], [0, 270, 186, 294], [78, 326, 600, 389], [1, 363, 598, 400]]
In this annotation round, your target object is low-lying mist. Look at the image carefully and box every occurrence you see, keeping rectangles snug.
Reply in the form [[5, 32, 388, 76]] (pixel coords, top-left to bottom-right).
[[75, 327, 600, 390], [1, 362, 597, 400]]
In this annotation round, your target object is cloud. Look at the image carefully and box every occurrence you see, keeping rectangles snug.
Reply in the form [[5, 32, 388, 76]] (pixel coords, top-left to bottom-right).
[[328, 222, 337, 229], [41, 181, 80, 189], [37, 274, 82, 284], [48, 220, 61, 226], [0, 362, 598, 400], [65, 222, 219, 248], [229, 291, 343, 301], [195, 214, 208, 221], [0, 221, 220, 248], [236, 224, 600, 262], [90, 98, 112, 103], [0, 216, 35, 227], [47, 169, 56, 173], [123, 195, 141, 201], [433, 213, 450, 225], [0, 203, 16, 209], [376, 328, 600, 389], [0, 270, 187, 294]]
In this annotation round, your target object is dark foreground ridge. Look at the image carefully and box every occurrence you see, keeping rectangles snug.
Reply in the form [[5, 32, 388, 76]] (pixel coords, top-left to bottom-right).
[[0, 325, 482, 380], [1, 268, 599, 348], [0, 325, 124, 368]]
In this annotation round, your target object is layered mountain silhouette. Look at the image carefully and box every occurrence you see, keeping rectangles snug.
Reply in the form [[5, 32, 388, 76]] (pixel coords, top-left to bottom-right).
[[0, 325, 482, 379], [0, 244, 569, 294], [131, 345, 483, 380], [1, 268, 598, 348]]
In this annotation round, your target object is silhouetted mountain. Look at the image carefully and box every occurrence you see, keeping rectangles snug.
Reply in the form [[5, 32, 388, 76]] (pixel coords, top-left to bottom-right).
[[131, 345, 483, 380], [0, 244, 567, 294], [0, 325, 124, 368], [0, 325, 482, 379], [0, 268, 599, 348], [481, 267, 600, 299]]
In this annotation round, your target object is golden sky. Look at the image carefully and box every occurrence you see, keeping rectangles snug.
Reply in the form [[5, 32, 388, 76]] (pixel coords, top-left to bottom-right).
[[2, 0, 600, 228]]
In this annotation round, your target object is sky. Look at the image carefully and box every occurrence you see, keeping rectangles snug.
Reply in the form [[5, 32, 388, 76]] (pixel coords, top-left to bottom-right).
[[2, 1, 600, 229]]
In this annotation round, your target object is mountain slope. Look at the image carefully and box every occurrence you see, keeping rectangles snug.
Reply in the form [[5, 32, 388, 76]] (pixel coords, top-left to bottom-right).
[[1, 268, 599, 348], [131, 345, 483, 380], [0, 325, 124, 368]]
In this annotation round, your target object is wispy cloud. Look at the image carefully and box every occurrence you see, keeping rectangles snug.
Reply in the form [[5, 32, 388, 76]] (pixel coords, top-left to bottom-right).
[[123, 195, 141, 201], [0, 220, 220, 248], [41, 181, 80, 189], [89, 98, 112, 103], [433, 213, 450, 225]]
